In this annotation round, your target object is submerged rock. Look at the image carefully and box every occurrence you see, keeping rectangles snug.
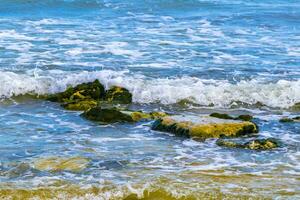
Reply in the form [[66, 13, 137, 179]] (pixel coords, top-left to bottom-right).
[[105, 86, 132, 104], [98, 160, 128, 170], [81, 107, 134, 123], [47, 80, 105, 103], [152, 115, 258, 139], [279, 116, 300, 123], [217, 138, 280, 150], [210, 113, 253, 121], [33, 157, 89, 172], [4, 163, 31, 178]]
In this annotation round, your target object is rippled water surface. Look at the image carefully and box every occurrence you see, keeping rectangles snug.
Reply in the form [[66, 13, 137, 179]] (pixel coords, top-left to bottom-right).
[[0, 0, 300, 199]]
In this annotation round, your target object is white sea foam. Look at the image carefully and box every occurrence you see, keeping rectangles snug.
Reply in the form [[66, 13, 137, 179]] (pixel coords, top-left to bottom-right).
[[0, 69, 299, 108], [0, 30, 33, 40]]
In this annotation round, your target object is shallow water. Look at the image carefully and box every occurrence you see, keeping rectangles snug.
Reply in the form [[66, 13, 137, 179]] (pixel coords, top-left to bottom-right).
[[0, 0, 300, 199]]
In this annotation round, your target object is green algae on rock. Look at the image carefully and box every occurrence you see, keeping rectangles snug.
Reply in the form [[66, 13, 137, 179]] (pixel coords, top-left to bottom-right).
[[47, 80, 105, 103], [33, 157, 89, 173], [105, 86, 132, 104], [81, 107, 134, 123], [209, 113, 234, 120], [210, 113, 253, 121], [152, 115, 258, 139], [123, 110, 168, 122], [82, 107, 168, 123], [217, 138, 280, 150], [62, 99, 98, 111], [290, 102, 300, 111], [236, 114, 253, 121], [279, 116, 300, 123]]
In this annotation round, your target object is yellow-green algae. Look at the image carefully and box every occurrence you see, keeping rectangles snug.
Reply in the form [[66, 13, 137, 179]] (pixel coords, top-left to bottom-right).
[[33, 157, 89, 172], [290, 102, 300, 111], [124, 111, 168, 122], [0, 187, 270, 200], [246, 139, 279, 150], [82, 107, 168, 123], [0, 181, 273, 200], [217, 138, 280, 150], [47, 80, 105, 103], [0, 168, 297, 200], [152, 115, 258, 139], [62, 99, 98, 111], [105, 86, 132, 104]]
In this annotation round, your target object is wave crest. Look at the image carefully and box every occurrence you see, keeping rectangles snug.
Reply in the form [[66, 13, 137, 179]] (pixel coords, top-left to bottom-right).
[[1, 70, 299, 109]]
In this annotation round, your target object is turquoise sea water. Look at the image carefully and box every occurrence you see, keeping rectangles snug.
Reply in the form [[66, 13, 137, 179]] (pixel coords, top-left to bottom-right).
[[0, 0, 300, 199]]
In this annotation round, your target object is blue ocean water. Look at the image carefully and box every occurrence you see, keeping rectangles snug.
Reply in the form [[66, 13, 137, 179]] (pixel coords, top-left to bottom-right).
[[0, 0, 299, 199]]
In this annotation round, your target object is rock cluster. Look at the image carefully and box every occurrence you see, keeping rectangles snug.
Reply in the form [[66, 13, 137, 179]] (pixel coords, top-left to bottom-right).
[[46, 80, 282, 151], [47, 80, 132, 111]]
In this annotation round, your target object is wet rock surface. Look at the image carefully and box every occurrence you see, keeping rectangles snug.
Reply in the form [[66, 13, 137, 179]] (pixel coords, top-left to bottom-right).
[[105, 86, 132, 104], [46, 80, 133, 111], [217, 138, 280, 150], [81, 107, 134, 123], [279, 116, 300, 123], [152, 115, 258, 139], [210, 113, 253, 121], [61, 99, 98, 111], [47, 80, 105, 103], [81, 107, 168, 123], [290, 102, 300, 111]]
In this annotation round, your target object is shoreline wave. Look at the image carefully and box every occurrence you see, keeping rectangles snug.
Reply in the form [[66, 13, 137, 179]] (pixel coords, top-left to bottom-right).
[[1, 70, 299, 109]]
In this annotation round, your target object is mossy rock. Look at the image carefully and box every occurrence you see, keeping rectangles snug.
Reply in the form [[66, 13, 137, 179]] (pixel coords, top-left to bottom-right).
[[105, 86, 132, 104], [236, 115, 253, 121], [209, 113, 234, 120], [128, 111, 168, 122], [47, 80, 105, 103], [279, 116, 300, 123], [61, 99, 98, 111], [290, 102, 300, 111], [230, 101, 265, 109], [82, 107, 168, 123], [150, 111, 168, 119], [33, 157, 89, 173], [245, 138, 280, 150], [210, 113, 253, 121], [152, 115, 258, 139], [81, 107, 134, 123], [217, 138, 280, 150], [279, 118, 294, 123]]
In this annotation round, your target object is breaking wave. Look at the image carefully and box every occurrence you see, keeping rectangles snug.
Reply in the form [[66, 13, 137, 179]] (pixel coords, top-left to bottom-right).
[[1, 69, 299, 108]]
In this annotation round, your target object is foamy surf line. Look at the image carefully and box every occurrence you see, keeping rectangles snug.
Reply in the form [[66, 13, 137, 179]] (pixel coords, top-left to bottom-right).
[[1, 70, 299, 108]]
